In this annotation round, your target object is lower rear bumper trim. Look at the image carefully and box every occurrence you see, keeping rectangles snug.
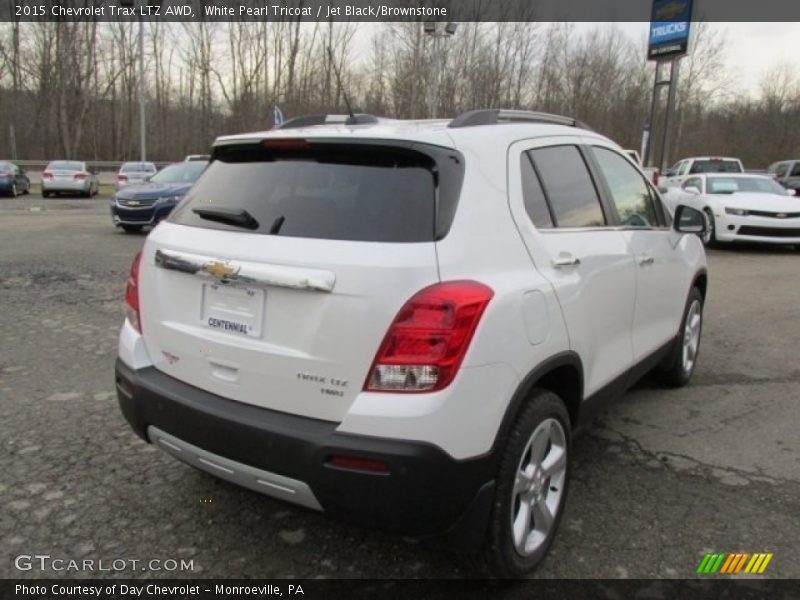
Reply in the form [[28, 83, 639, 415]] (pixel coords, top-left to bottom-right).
[[148, 426, 323, 511]]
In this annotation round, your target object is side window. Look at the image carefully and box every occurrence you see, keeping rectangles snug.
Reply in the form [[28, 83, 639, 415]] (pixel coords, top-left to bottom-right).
[[682, 177, 702, 191], [592, 146, 663, 228], [529, 145, 606, 228], [775, 164, 788, 177], [520, 153, 553, 228], [790, 163, 800, 177]]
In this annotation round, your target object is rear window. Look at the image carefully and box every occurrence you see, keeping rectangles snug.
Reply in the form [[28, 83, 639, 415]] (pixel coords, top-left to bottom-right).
[[171, 142, 457, 243], [48, 161, 82, 171], [689, 160, 742, 174], [122, 163, 155, 173], [151, 162, 206, 184], [0, 162, 13, 171]]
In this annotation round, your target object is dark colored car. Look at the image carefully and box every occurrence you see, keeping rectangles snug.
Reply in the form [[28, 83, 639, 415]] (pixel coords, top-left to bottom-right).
[[0, 161, 31, 197], [110, 161, 207, 233]]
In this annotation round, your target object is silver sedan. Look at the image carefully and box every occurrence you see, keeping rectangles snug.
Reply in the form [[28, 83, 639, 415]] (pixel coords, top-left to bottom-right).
[[42, 161, 100, 198]]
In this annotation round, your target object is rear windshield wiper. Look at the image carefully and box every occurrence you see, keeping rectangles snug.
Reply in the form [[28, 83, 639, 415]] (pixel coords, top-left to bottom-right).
[[192, 207, 259, 230]]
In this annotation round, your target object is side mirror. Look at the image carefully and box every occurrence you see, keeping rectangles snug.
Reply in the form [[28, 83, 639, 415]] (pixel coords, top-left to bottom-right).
[[674, 205, 706, 234], [663, 170, 674, 177], [683, 185, 701, 195]]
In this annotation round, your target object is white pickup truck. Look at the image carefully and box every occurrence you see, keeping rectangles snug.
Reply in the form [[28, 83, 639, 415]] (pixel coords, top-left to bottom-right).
[[660, 156, 744, 190]]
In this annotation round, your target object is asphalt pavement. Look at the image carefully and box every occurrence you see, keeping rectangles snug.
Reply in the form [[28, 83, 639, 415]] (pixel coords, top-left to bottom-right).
[[1, 194, 798, 579]]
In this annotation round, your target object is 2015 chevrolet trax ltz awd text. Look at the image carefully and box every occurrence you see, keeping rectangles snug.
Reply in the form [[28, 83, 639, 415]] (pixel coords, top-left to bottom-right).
[[115, 110, 709, 577]]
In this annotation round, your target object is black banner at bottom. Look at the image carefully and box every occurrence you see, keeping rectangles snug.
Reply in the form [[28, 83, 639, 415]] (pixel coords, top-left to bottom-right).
[[4, 579, 800, 600]]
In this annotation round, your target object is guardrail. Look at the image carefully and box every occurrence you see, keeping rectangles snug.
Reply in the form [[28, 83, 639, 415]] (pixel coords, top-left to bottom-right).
[[13, 160, 174, 172], [11, 160, 177, 187]]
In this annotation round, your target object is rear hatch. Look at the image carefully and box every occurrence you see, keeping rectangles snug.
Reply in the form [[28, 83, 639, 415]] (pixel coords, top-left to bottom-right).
[[137, 137, 463, 422]]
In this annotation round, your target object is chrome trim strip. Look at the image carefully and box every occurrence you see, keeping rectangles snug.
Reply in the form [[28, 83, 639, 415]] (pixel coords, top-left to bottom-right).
[[154, 248, 335, 293], [148, 426, 323, 511]]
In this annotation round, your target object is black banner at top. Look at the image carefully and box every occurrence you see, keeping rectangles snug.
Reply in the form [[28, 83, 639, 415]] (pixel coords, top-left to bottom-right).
[[4, 0, 800, 22]]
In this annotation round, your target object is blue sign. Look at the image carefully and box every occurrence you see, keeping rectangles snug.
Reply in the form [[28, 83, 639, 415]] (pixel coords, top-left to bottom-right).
[[648, 0, 693, 60]]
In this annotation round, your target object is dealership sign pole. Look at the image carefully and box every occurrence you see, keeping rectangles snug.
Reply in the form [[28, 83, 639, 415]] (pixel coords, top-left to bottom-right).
[[644, 0, 694, 172]]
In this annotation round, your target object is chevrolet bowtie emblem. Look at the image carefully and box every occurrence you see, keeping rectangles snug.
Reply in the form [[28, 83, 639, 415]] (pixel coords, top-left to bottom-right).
[[776, 213, 787, 218], [128, 200, 140, 206], [203, 260, 238, 279]]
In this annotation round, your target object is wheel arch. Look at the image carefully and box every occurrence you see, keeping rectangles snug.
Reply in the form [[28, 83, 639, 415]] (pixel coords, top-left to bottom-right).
[[493, 352, 584, 451], [692, 269, 708, 302]]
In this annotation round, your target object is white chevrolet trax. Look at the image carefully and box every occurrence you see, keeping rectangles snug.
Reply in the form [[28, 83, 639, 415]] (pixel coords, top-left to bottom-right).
[[116, 110, 708, 577]]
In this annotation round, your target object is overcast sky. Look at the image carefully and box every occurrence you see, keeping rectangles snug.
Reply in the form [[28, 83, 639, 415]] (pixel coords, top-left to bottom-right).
[[356, 22, 800, 96], [573, 22, 800, 95]]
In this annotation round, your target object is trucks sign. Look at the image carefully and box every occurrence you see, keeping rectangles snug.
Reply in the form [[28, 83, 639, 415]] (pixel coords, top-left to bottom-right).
[[648, 0, 693, 60]]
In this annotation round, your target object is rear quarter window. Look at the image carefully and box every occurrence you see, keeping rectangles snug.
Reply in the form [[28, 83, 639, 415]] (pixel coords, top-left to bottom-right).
[[171, 142, 463, 243]]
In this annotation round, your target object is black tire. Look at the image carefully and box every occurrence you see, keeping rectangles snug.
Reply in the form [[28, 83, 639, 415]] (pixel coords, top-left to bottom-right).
[[42, 191, 51, 198], [702, 208, 717, 247], [654, 287, 704, 388], [478, 390, 571, 578], [121, 225, 142, 233]]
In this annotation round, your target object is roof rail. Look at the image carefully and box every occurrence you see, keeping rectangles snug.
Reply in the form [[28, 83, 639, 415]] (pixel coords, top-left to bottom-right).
[[448, 109, 592, 131], [278, 113, 379, 129]]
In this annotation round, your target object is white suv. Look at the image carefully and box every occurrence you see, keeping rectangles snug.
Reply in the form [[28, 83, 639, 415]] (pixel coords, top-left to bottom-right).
[[116, 110, 709, 577]]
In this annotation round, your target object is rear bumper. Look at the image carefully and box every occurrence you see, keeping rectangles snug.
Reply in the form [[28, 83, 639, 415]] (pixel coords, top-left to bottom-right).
[[115, 359, 495, 541], [42, 180, 90, 192]]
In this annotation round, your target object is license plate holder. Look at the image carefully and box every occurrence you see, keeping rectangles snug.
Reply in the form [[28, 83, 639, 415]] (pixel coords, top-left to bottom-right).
[[201, 282, 264, 338]]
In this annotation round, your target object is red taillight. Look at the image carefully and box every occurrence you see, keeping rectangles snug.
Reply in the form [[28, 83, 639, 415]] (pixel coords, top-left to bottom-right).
[[0, 171, 10, 177], [364, 281, 493, 393], [125, 252, 142, 333], [652, 171, 659, 186], [43, 171, 53, 180], [74, 172, 88, 181], [327, 455, 390, 474], [118, 174, 128, 182]]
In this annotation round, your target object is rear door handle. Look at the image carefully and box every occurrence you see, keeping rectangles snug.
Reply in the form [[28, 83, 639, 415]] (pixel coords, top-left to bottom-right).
[[638, 254, 655, 266], [553, 254, 581, 268]]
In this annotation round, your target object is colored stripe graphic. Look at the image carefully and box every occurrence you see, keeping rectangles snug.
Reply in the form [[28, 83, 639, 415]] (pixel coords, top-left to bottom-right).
[[699, 552, 773, 575]]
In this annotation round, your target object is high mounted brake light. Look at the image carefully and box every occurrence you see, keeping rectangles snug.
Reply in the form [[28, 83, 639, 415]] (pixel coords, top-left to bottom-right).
[[262, 138, 309, 151], [364, 281, 493, 393]]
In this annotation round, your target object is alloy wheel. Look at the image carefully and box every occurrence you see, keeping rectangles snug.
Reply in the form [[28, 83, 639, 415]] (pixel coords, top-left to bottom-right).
[[682, 299, 702, 373], [510, 418, 567, 557]]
